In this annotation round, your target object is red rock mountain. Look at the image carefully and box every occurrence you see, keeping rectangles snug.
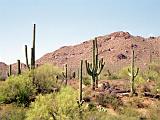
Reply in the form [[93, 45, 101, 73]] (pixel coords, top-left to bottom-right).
[[36, 31, 160, 73], [0, 31, 160, 78]]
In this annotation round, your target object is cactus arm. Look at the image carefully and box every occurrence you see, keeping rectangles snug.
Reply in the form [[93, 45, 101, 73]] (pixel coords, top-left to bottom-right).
[[97, 60, 105, 75], [85, 60, 93, 76], [134, 68, 139, 77], [128, 68, 132, 76]]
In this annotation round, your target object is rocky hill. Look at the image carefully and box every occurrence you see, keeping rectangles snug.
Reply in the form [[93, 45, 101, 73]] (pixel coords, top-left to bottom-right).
[[36, 31, 160, 73], [1, 31, 160, 78]]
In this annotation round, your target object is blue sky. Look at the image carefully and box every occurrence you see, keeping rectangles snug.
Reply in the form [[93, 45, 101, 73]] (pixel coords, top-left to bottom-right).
[[0, 0, 160, 64]]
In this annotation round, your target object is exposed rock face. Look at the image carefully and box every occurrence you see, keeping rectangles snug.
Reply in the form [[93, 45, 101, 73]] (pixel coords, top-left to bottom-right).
[[36, 31, 160, 73]]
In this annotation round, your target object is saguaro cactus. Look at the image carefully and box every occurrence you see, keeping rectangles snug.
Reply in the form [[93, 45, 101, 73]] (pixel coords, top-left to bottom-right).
[[8, 64, 12, 76], [85, 38, 105, 90], [62, 64, 68, 85], [128, 49, 139, 96], [25, 24, 36, 70], [25, 45, 30, 69], [17, 60, 21, 75], [77, 60, 84, 119]]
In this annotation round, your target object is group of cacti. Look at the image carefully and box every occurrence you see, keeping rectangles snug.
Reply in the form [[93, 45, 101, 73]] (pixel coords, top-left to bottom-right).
[[7, 23, 139, 97], [25, 24, 36, 70], [8, 24, 36, 76]]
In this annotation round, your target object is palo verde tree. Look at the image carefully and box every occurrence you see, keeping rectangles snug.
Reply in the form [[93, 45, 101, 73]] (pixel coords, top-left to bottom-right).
[[85, 37, 105, 90], [128, 47, 139, 96]]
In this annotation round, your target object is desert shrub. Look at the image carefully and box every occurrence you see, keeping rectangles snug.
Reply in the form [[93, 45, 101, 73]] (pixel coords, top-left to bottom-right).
[[118, 67, 130, 79], [126, 97, 145, 109], [143, 70, 159, 81], [119, 107, 142, 120], [148, 62, 160, 74], [107, 73, 120, 80], [135, 75, 146, 87], [25, 93, 55, 120], [148, 102, 160, 120], [95, 93, 122, 110], [26, 86, 79, 120], [32, 64, 63, 93], [83, 111, 119, 120], [83, 76, 91, 86], [0, 104, 26, 120], [0, 75, 36, 106]]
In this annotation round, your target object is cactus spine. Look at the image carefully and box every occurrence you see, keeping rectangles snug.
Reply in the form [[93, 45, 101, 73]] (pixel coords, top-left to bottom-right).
[[17, 60, 21, 75], [85, 38, 105, 90], [25, 24, 36, 70], [128, 49, 139, 96]]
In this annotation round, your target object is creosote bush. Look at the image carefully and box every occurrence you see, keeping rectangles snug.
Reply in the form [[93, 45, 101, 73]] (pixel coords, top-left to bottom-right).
[[33, 64, 63, 93]]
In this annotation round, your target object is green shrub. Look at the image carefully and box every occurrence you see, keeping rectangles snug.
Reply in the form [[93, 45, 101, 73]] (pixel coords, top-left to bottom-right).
[[148, 62, 160, 74], [83, 76, 91, 86], [118, 67, 129, 79], [26, 86, 79, 120], [33, 64, 63, 93], [0, 75, 36, 106], [95, 93, 122, 110], [107, 74, 120, 80], [83, 111, 118, 120], [119, 107, 141, 120], [135, 75, 145, 87], [143, 70, 159, 81], [0, 104, 26, 120]]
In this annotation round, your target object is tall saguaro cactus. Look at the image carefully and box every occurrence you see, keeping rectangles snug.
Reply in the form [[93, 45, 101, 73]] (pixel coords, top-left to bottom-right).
[[77, 60, 84, 119], [128, 49, 139, 96], [17, 60, 21, 75], [8, 64, 12, 76], [85, 38, 105, 90], [25, 45, 30, 69], [62, 64, 68, 85], [31, 24, 36, 69], [25, 24, 36, 70]]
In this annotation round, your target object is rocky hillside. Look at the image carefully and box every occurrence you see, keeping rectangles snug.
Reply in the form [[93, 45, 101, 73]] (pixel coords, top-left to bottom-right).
[[1, 31, 160, 78], [0, 62, 26, 79], [36, 31, 160, 73]]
